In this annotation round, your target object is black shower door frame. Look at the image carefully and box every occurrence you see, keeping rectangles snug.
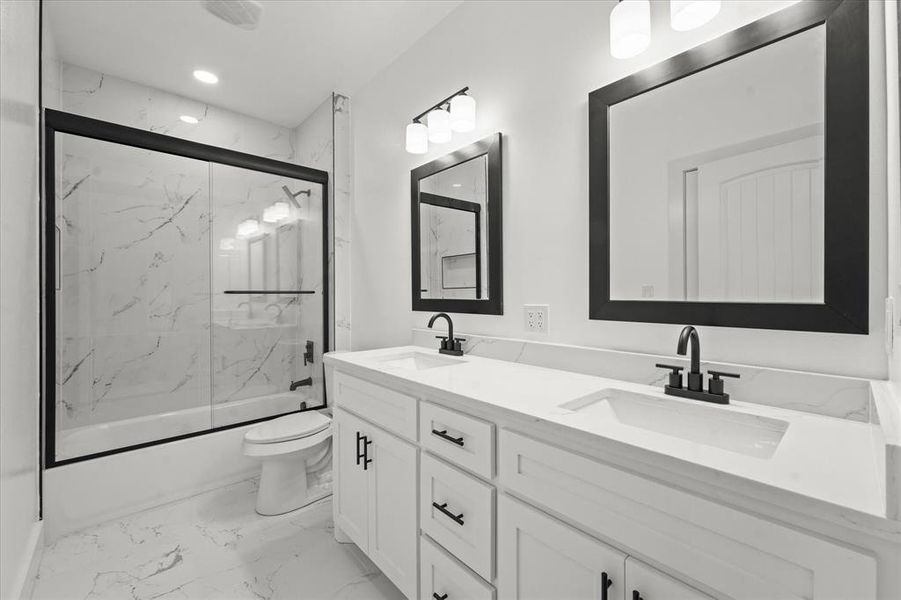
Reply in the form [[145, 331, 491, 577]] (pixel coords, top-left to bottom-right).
[[42, 108, 331, 468]]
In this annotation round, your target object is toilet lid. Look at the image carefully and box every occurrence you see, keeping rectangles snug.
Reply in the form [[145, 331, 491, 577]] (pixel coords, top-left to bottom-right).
[[244, 412, 331, 444]]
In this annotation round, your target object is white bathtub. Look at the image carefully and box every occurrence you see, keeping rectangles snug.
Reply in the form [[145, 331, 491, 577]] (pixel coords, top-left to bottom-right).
[[57, 392, 316, 461]]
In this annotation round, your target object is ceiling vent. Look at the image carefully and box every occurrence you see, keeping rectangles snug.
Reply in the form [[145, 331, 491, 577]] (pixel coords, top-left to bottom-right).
[[201, 0, 263, 30]]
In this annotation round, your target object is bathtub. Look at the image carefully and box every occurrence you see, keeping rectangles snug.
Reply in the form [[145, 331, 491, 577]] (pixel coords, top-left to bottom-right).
[[57, 392, 318, 461]]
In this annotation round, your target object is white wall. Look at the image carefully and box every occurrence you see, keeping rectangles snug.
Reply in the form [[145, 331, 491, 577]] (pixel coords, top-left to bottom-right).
[[352, 0, 890, 379], [0, 0, 42, 597]]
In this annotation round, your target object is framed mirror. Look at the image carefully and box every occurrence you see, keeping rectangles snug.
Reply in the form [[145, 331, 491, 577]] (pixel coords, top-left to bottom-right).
[[412, 133, 502, 314], [589, 0, 868, 333]]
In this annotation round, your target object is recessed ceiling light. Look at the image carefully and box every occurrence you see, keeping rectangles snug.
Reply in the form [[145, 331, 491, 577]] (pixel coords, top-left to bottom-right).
[[180, 115, 199, 124], [193, 69, 219, 84]]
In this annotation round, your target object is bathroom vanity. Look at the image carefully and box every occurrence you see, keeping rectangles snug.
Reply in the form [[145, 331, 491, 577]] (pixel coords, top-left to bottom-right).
[[325, 345, 901, 600]]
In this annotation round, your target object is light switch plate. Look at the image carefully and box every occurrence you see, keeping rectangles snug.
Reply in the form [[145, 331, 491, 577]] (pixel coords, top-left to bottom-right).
[[524, 304, 549, 333]]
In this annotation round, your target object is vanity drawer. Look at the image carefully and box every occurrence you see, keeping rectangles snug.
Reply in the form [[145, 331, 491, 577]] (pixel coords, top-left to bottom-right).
[[333, 372, 417, 441], [420, 534, 494, 600], [420, 401, 494, 479], [420, 452, 495, 581], [498, 429, 876, 600]]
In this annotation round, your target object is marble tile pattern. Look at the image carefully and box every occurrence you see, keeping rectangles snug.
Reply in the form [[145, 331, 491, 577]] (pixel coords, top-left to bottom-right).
[[55, 63, 334, 455], [411, 329, 873, 422], [332, 94, 353, 352], [32, 480, 404, 600]]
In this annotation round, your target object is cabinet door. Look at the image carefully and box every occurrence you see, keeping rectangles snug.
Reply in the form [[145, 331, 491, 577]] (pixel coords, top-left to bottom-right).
[[368, 424, 419, 600], [333, 408, 370, 549], [626, 558, 711, 600], [497, 494, 625, 600]]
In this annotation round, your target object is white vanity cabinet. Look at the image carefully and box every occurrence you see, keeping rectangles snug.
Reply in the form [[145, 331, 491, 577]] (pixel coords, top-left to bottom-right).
[[497, 494, 626, 600], [333, 407, 418, 599], [328, 361, 887, 600]]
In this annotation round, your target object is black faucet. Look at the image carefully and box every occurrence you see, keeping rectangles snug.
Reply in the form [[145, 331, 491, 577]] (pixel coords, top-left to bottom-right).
[[290, 377, 313, 391], [428, 313, 465, 357], [655, 325, 739, 404], [677, 325, 702, 392]]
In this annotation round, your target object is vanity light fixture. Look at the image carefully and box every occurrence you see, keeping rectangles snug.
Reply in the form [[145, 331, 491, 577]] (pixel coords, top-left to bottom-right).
[[193, 69, 219, 84], [236, 218, 260, 239], [450, 94, 476, 132], [405, 122, 429, 154], [610, 0, 651, 59], [179, 115, 199, 124], [427, 108, 452, 143], [405, 87, 475, 154], [670, 0, 720, 31]]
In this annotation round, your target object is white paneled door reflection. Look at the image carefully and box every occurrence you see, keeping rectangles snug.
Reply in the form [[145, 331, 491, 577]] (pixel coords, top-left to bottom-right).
[[693, 134, 824, 303]]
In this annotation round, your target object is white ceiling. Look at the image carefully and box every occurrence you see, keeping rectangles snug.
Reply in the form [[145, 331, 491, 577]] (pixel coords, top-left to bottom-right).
[[45, 0, 462, 127]]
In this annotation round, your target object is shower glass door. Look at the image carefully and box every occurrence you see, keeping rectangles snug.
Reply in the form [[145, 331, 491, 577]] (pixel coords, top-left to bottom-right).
[[210, 164, 325, 428], [48, 111, 328, 465]]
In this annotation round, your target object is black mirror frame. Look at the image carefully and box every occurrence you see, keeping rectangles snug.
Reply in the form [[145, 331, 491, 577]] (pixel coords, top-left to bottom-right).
[[588, 0, 868, 334], [412, 133, 503, 315]]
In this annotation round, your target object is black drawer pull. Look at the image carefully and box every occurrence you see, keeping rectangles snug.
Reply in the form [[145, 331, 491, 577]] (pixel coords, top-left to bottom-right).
[[431, 429, 464, 446], [601, 572, 613, 600], [433, 594, 448, 600], [355, 431, 364, 466], [632, 591, 643, 600], [432, 502, 465, 526]]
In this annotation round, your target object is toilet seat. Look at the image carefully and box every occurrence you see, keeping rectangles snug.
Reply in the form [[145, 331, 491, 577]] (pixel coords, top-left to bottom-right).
[[244, 412, 331, 444]]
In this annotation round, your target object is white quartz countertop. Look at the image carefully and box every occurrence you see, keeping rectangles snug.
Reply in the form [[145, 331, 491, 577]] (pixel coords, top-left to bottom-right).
[[325, 346, 891, 525]]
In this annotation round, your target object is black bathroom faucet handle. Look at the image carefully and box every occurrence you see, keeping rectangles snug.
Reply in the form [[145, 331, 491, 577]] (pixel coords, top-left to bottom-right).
[[709, 370, 740, 379], [708, 370, 740, 395], [655, 363, 684, 389]]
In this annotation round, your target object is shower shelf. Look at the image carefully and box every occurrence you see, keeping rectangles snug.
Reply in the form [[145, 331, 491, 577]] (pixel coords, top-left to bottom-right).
[[223, 290, 316, 295]]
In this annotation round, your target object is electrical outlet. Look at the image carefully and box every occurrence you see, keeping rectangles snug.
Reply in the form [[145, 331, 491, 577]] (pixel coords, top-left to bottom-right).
[[524, 304, 549, 333]]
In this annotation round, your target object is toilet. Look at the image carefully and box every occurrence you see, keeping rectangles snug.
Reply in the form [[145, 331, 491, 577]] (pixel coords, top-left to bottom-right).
[[242, 411, 333, 516]]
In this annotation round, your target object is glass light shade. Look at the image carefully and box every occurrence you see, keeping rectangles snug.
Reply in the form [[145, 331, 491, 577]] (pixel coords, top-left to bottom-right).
[[262, 201, 290, 223], [670, 0, 720, 31], [236, 218, 260, 239], [427, 108, 452, 143], [405, 122, 428, 154], [610, 0, 650, 59], [450, 95, 476, 132]]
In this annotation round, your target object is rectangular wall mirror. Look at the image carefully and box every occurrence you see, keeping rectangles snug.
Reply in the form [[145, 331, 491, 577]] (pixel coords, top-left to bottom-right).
[[412, 133, 502, 314], [589, 0, 868, 333]]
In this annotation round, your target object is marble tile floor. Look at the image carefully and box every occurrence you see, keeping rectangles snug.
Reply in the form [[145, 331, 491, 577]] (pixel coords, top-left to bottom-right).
[[32, 479, 405, 600]]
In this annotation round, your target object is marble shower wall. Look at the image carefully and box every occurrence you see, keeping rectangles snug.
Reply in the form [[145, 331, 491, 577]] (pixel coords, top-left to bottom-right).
[[55, 63, 338, 454]]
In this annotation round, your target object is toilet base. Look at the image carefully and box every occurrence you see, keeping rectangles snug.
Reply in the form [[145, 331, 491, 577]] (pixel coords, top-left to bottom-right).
[[255, 456, 333, 516]]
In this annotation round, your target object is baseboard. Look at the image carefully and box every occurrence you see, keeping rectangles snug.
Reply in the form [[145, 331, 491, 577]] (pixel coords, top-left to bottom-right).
[[6, 520, 43, 600]]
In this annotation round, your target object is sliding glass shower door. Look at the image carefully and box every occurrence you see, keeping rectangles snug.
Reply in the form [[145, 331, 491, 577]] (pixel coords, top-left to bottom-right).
[[47, 110, 328, 465]]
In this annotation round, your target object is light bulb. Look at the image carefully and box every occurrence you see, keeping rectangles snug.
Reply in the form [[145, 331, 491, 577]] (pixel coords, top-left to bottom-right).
[[610, 0, 650, 59], [427, 108, 452, 144], [450, 95, 476, 132], [236, 218, 260, 239], [405, 122, 428, 154], [262, 201, 290, 223], [670, 0, 720, 31]]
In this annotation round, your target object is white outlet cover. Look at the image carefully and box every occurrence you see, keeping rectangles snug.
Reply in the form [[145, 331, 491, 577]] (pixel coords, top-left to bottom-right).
[[524, 304, 549, 333]]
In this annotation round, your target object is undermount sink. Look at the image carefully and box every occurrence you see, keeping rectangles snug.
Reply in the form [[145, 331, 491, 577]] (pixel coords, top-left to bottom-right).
[[376, 351, 465, 371], [558, 388, 788, 459]]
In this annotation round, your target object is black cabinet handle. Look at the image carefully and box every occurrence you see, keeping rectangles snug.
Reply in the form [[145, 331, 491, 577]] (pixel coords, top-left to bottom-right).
[[632, 591, 643, 600], [432, 594, 448, 600], [432, 502, 465, 526], [363, 436, 373, 470], [355, 431, 364, 466], [601, 572, 613, 600], [431, 429, 464, 447]]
